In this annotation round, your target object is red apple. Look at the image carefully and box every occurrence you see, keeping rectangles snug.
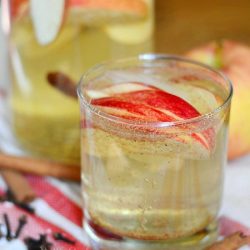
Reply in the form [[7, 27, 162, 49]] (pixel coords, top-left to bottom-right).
[[186, 40, 250, 160], [86, 82, 214, 154]]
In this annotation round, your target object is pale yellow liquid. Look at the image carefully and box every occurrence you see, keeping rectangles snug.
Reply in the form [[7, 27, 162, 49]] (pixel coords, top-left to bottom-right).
[[81, 77, 229, 240], [10, 1, 154, 164]]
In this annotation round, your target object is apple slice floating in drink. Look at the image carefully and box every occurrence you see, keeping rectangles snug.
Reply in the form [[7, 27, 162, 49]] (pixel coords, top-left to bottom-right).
[[85, 82, 216, 158]]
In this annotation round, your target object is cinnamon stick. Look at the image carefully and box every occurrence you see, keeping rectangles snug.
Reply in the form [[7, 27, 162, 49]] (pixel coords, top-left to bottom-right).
[[0, 153, 80, 181], [47, 71, 77, 98], [206, 232, 250, 250], [1, 170, 36, 203]]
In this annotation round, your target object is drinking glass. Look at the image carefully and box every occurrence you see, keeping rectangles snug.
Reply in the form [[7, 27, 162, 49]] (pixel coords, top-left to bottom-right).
[[77, 54, 232, 250]]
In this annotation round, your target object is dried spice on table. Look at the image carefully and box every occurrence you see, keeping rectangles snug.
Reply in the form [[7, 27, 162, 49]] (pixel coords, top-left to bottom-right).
[[53, 232, 76, 245], [1, 213, 52, 248], [205, 232, 250, 250], [1, 170, 36, 203], [2, 213, 28, 241], [25, 234, 52, 250], [0, 189, 35, 214], [14, 215, 28, 238], [0, 152, 80, 181], [3, 213, 12, 240]]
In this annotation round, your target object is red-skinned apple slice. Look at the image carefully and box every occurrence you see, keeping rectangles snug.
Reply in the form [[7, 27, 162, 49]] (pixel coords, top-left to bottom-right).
[[68, 0, 148, 23], [91, 89, 200, 120], [69, 0, 147, 15], [86, 82, 215, 155], [11, 0, 28, 19]]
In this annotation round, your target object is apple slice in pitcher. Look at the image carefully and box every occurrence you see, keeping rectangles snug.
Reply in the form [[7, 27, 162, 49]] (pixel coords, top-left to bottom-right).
[[85, 82, 216, 158], [104, 0, 153, 45], [68, 0, 148, 25], [30, 0, 66, 45], [11, 0, 28, 19]]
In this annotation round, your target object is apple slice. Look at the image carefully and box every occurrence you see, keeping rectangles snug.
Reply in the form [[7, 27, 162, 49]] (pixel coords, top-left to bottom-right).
[[30, 0, 66, 45], [100, 70, 219, 114], [86, 82, 215, 156], [104, 0, 153, 45], [86, 82, 152, 99], [11, 0, 28, 19], [91, 88, 201, 120], [68, 0, 148, 25]]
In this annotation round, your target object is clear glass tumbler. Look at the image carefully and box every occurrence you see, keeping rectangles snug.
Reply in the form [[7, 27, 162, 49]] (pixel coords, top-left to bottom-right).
[[77, 54, 233, 250]]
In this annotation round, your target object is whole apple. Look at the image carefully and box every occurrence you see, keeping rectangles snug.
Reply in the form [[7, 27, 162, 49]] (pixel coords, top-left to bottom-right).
[[186, 40, 250, 160]]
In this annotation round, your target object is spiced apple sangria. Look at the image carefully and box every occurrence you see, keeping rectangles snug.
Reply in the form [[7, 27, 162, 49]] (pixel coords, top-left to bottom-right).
[[77, 55, 232, 250]]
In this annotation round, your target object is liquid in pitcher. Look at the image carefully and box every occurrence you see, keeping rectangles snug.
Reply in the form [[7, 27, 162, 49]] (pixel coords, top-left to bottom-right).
[[9, 0, 154, 164]]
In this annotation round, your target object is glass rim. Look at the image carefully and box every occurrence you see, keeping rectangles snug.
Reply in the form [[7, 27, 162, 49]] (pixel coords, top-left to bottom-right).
[[77, 54, 233, 128]]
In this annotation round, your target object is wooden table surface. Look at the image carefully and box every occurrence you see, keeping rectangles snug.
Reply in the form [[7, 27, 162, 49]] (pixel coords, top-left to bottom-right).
[[155, 0, 250, 53]]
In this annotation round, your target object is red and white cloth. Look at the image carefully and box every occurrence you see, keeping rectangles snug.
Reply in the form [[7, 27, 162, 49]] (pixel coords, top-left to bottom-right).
[[0, 156, 249, 250]]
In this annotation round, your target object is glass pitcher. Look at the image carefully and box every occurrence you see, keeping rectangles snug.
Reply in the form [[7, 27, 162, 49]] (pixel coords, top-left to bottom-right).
[[1, 0, 154, 164]]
